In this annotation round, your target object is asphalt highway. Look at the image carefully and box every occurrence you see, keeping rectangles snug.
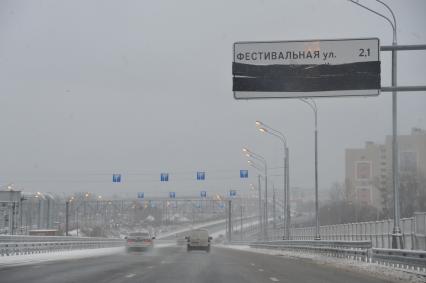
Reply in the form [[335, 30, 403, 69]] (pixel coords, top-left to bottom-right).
[[0, 244, 393, 283]]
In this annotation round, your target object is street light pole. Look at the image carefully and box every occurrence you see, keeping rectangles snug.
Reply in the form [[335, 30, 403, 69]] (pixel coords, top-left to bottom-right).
[[65, 200, 69, 236], [256, 121, 291, 240], [248, 160, 265, 240], [244, 148, 268, 239], [285, 146, 290, 239], [257, 174, 262, 240], [349, 0, 403, 249], [299, 98, 320, 240]]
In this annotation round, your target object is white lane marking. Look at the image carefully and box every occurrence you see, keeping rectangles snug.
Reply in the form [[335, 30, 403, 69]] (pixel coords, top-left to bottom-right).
[[148, 266, 154, 269], [258, 268, 264, 272], [125, 273, 136, 278], [270, 277, 279, 282], [250, 263, 255, 266], [161, 260, 166, 264]]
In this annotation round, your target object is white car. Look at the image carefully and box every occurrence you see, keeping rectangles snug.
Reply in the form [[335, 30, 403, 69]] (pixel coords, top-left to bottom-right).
[[125, 231, 155, 251], [186, 229, 212, 252]]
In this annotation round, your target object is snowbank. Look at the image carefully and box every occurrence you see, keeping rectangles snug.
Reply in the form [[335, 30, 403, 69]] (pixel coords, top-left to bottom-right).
[[219, 244, 426, 283], [0, 247, 124, 267]]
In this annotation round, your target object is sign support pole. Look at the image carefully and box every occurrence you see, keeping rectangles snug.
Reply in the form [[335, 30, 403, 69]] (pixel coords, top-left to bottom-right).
[[391, 21, 403, 250], [228, 200, 232, 242], [65, 201, 69, 236]]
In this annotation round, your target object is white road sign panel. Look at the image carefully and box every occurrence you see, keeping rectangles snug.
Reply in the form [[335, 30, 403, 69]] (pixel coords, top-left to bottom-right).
[[233, 38, 380, 99]]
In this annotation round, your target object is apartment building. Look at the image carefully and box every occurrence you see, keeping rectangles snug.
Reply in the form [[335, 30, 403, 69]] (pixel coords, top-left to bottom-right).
[[345, 128, 426, 211]]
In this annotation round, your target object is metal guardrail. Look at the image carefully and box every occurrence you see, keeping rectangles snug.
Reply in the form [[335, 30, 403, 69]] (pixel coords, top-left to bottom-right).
[[253, 240, 372, 249], [0, 235, 119, 243], [249, 240, 371, 261], [0, 236, 124, 256], [371, 248, 426, 272], [247, 240, 426, 274]]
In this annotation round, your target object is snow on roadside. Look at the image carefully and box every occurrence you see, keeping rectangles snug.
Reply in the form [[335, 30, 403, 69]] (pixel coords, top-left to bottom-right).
[[0, 247, 125, 267], [219, 244, 426, 283], [210, 218, 264, 239], [157, 218, 226, 239]]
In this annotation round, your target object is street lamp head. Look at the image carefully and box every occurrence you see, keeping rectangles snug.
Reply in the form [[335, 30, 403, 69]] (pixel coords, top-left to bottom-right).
[[247, 160, 252, 164], [255, 121, 263, 127], [242, 148, 248, 153], [245, 153, 251, 158], [258, 127, 267, 133]]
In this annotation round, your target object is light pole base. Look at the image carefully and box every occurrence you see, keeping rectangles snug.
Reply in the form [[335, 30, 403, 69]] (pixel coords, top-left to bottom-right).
[[391, 231, 404, 249]]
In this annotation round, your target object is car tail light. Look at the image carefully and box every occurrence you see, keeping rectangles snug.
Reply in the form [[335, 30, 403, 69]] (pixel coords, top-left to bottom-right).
[[127, 239, 134, 243]]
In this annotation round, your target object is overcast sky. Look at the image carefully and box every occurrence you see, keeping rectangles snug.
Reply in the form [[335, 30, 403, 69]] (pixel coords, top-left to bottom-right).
[[0, 0, 425, 198]]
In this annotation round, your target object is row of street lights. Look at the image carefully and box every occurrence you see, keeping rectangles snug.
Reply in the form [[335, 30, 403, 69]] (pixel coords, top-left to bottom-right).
[[242, 98, 320, 241]]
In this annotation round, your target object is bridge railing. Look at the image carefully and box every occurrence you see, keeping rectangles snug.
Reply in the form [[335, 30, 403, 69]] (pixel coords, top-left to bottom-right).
[[248, 240, 426, 274], [291, 212, 426, 250]]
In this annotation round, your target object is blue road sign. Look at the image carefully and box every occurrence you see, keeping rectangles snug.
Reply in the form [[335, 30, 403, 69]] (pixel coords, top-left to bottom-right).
[[218, 202, 225, 209], [160, 173, 169, 182], [230, 190, 237, 197], [112, 174, 121, 183], [149, 200, 156, 208], [169, 192, 176, 199], [137, 192, 144, 199], [240, 170, 248, 178], [200, 191, 207, 198], [196, 171, 205, 180]]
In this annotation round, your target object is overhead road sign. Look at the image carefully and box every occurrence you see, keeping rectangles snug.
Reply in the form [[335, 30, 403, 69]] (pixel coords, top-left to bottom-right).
[[160, 173, 169, 182], [233, 38, 380, 99], [196, 171, 205, 180], [229, 190, 237, 197], [137, 192, 144, 199], [240, 170, 248, 178], [112, 174, 121, 183], [200, 191, 207, 198], [169, 192, 176, 199]]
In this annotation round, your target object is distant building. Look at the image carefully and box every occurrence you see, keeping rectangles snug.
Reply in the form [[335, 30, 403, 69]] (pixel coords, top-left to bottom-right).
[[345, 128, 426, 211]]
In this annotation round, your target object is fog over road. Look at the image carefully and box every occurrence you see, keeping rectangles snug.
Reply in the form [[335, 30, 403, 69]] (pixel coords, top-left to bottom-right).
[[0, 245, 391, 283]]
